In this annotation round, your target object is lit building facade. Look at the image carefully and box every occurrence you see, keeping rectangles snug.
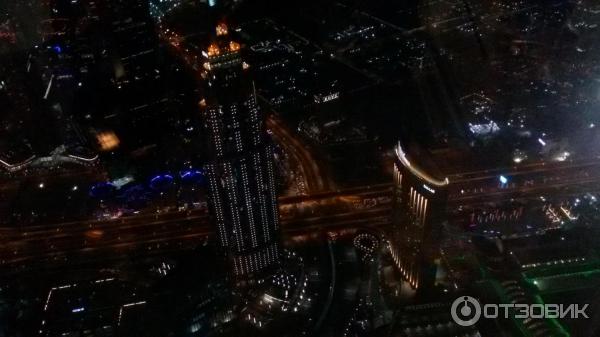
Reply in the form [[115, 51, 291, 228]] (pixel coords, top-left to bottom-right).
[[390, 142, 449, 292], [201, 24, 281, 278]]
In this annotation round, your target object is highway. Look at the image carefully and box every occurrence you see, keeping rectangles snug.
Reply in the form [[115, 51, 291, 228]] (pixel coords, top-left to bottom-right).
[[449, 160, 600, 203], [0, 208, 391, 275], [4, 157, 600, 275], [266, 113, 333, 193], [0, 185, 392, 275], [447, 158, 600, 184]]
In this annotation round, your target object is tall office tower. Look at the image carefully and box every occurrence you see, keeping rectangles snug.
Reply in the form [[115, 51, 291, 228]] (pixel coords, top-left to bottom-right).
[[389, 142, 449, 293], [201, 23, 281, 279]]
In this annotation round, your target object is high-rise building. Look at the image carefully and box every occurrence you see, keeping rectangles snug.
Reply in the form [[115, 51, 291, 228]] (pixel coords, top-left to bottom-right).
[[201, 23, 281, 279], [390, 142, 449, 292]]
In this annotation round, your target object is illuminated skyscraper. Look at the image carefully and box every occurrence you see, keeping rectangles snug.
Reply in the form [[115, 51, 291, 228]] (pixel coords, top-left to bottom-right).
[[390, 142, 449, 292], [201, 23, 281, 278]]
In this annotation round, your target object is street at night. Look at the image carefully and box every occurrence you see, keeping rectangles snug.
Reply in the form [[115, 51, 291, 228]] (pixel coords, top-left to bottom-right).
[[2, 0, 600, 336]]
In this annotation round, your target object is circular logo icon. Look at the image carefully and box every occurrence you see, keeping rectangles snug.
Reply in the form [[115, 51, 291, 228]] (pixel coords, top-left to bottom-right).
[[451, 296, 481, 327]]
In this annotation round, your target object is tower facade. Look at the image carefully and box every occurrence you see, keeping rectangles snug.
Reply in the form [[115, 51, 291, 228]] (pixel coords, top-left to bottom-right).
[[201, 24, 281, 278], [390, 142, 448, 292]]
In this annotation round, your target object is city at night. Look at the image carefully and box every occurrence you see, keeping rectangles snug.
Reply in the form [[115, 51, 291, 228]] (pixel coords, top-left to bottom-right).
[[2, 0, 600, 336]]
